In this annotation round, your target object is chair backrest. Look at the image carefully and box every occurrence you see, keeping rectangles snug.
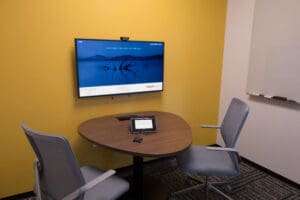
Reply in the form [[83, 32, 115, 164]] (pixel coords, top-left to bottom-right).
[[220, 98, 249, 148], [21, 123, 85, 200]]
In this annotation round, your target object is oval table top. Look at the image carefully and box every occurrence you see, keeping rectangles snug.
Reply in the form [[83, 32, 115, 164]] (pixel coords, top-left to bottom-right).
[[78, 111, 192, 157]]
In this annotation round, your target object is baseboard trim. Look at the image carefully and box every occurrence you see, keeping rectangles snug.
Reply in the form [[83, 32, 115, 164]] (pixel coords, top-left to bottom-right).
[[2, 144, 299, 199], [1, 191, 34, 200], [241, 156, 300, 189], [212, 143, 299, 188], [115, 144, 299, 189]]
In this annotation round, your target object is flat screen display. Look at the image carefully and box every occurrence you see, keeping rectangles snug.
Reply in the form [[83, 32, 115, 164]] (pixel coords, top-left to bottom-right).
[[75, 39, 164, 97]]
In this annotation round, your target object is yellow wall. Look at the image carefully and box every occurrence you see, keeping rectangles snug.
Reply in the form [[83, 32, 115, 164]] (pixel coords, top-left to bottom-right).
[[0, 0, 227, 197]]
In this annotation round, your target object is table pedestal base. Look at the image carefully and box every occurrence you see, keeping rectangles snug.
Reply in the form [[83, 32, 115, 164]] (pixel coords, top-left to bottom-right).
[[131, 156, 169, 200], [143, 175, 169, 200]]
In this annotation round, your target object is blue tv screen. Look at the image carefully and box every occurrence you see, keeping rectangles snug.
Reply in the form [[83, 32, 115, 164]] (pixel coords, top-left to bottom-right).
[[75, 39, 164, 97]]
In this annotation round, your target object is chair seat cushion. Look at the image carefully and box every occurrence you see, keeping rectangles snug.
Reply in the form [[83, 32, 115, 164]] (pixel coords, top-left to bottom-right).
[[176, 146, 240, 177], [81, 166, 129, 200]]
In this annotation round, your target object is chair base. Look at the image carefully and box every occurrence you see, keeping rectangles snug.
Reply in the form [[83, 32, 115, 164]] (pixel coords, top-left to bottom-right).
[[170, 175, 234, 200]]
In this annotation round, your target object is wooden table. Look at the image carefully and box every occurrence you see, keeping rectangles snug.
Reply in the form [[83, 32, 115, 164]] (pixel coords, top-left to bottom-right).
[[78, 111, 192, 200]]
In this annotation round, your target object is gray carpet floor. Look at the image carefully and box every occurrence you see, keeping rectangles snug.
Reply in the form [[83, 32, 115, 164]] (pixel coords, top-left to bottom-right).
[[18, 158, 300, 200], [142, 158, 300, 200]]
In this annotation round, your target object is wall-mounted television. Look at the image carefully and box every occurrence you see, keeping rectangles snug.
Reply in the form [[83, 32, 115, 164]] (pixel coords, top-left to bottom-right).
[[75, 38, 164, 98]]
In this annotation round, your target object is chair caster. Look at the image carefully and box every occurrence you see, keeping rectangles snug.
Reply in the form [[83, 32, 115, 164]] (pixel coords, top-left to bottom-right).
[[224, 184, 232, 193]]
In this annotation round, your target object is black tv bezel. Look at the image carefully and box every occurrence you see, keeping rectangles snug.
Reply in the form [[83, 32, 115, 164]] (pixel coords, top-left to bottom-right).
[[74, 38, 165, 98]]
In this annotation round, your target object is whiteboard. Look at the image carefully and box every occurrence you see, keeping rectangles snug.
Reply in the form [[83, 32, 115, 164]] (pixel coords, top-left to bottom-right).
[[247, 0, 300, 102]]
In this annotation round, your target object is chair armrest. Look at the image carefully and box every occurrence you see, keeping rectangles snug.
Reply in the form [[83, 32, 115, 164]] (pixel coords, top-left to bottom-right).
[[200, 124, 221, 129], [206, 146, 238, 153], [62, 169, 116, 200], [207, 147, 241, 163]]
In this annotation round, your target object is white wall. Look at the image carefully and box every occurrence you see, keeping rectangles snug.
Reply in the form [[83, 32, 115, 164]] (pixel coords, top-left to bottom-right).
[[219, 0, 300, 184]]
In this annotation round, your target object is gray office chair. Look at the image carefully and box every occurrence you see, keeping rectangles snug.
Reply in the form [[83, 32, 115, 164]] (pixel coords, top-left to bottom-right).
[[21, 123, 129, 200], [172, 98, 249, 200]]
